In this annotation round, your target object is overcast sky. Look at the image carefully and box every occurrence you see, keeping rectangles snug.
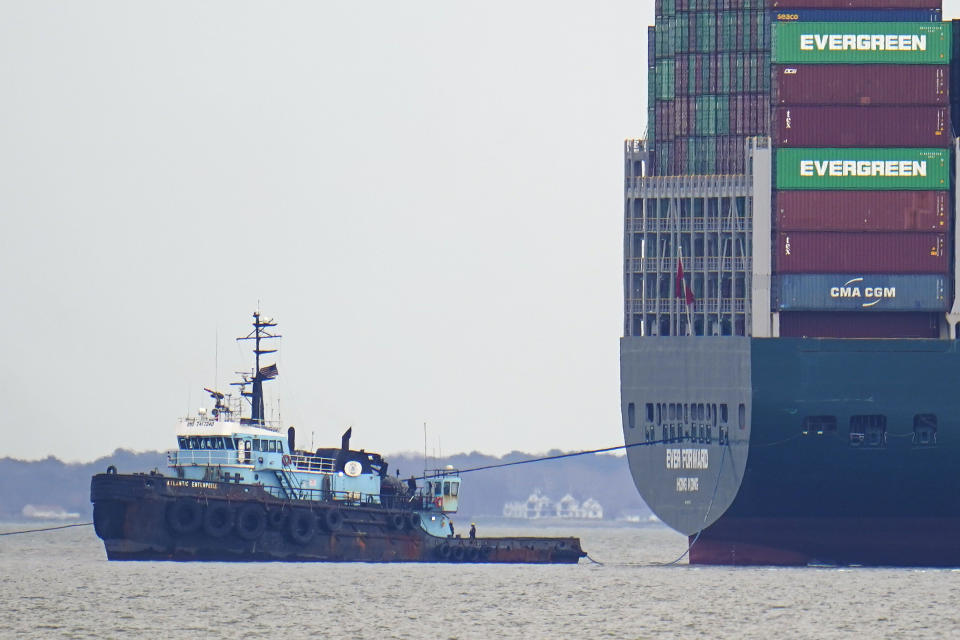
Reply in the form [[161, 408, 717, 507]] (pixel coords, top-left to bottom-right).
[[3, 2, 959, 462]]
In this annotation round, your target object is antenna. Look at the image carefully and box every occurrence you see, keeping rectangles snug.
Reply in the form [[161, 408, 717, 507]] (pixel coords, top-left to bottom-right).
[[235, 310, 281, 425], [423, 422, 428, 474]]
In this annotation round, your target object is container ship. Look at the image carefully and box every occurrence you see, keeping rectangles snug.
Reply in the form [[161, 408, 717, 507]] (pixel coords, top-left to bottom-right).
[[621, 0, 960, 565]]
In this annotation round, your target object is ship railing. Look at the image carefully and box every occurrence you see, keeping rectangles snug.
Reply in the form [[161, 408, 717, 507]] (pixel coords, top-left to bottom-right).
[[168, 450, 341, 474], [624, 138, 646, 155], [625, 298, 748, 314], [422, 468, 460, 478], [624, 218, 752, 233], [168, 450, 239, 467], [627, 256, 752, 273], [259, 485, 425, 510], [626, 174, 752, 197], [288, 454, 337, 474]]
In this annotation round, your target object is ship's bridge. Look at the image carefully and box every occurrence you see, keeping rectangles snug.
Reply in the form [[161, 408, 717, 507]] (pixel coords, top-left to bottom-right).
[[421, 467, 461, 513]]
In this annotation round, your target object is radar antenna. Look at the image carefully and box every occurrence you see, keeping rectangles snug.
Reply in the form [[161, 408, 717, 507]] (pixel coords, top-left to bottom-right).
[[203, 387, 232, 419]]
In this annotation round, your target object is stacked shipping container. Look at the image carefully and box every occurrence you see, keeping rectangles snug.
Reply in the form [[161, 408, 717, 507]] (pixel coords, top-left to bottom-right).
[[651, 0, 771, 174], [770, 11, 951, 337], [648, 1, 942, 177]]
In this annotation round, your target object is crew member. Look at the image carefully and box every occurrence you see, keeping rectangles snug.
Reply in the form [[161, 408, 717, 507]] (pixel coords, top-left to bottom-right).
[[448, 521, 455, 537], [469, 523, 476, 539]]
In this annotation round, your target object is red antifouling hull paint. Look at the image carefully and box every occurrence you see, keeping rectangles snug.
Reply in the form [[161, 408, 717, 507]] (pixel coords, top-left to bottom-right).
[[690, 517, 960, 566], [775, 190, 948, 231], [773, 64, 948, 106], [773, 106, 950, 148], [776, 231, 948, 273]]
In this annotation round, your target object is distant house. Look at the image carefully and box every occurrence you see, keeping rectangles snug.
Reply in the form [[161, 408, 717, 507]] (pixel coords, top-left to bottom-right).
[[579, 497, 603, 519], [502, 489, 604, 520], [555, 493, 579, 518]]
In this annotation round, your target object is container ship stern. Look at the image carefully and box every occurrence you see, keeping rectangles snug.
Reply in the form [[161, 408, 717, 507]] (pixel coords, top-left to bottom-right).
[[623, 3, 960, 565]]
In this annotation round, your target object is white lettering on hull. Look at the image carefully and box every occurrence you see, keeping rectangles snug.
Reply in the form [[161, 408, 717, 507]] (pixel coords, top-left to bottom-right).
[[665, 448, 709, 470]]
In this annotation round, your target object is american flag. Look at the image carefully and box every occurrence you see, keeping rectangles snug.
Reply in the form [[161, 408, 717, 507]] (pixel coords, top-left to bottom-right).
[[259, 363, 279, 379]]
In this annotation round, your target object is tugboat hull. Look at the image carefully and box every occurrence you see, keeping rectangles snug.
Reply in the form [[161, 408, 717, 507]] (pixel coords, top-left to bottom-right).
[[91, 473, 585, 564]]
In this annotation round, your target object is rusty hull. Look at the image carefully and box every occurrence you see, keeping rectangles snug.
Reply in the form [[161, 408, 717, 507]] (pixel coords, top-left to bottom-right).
[[91, 473, 585, 564]]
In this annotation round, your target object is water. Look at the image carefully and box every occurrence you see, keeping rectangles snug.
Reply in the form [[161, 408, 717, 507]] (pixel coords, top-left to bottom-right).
[[2, 522, 960, 639]]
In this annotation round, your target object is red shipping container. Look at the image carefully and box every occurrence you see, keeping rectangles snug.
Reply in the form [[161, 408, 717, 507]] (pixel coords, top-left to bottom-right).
[[775, 190, 948, 232], [772, 65, 948, 106], [675, 140, 688, 175], [665, 102, 674, 141], [776, 231, 948, 273], [772, 106, 949, 148], [779, 312, 939, 338], [770, 1, 941, 7], [731, 94, 744, 136], [748, 95, 764, 135]]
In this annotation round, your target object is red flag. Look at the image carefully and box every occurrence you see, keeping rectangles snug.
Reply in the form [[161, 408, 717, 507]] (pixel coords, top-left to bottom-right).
[[676, 257, 695, 306]]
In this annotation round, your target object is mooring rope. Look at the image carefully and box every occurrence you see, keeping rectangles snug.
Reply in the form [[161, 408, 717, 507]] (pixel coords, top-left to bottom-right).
[[0, 522, 93, 536], [415, 438, 670, 480]]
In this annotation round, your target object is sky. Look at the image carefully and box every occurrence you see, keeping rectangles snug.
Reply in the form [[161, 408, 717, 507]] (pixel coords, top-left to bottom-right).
[[0, 1, 655, 462], [4, 2, 960, 462]]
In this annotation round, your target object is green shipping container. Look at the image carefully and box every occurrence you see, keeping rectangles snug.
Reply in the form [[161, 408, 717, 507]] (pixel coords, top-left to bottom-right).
[[773, 22, 950, 64], [776, 148, 949, 190]]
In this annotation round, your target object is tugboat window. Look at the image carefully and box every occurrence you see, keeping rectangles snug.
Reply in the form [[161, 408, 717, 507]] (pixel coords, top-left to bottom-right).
[[646, 403, 654, 423], [720, 404, 728, 423], [628, 403, 636, 429], [443, 481, 450, 496], [451, 483, 459, 497]]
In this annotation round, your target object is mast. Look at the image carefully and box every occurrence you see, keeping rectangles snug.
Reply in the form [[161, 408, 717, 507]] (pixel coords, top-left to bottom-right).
[[235, 311, 281, 425]]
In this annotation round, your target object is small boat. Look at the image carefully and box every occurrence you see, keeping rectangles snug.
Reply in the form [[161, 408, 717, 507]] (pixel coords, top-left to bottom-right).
[[90, 312, 585, 563]]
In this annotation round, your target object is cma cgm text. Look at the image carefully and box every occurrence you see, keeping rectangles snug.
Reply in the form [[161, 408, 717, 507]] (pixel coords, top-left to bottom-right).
[[830, 286, 895, 299], [799, 160, 926, 178], [799, 34, 926, 51]]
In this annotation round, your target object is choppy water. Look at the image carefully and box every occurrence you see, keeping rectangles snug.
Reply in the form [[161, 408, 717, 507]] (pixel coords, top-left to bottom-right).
[[2, 522, 960, 639]]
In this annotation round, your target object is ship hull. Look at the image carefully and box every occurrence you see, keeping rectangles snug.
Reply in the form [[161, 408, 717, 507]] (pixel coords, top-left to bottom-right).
[[91, 473, 584, 564], [621, 336, 960, 566]]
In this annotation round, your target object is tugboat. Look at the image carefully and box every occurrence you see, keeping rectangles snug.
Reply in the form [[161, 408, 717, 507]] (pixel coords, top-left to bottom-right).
[[91, 312, 586, 563]]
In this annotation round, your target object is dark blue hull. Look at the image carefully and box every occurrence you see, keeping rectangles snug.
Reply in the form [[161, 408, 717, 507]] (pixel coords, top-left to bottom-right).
[[621, 336, 960, 565]]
